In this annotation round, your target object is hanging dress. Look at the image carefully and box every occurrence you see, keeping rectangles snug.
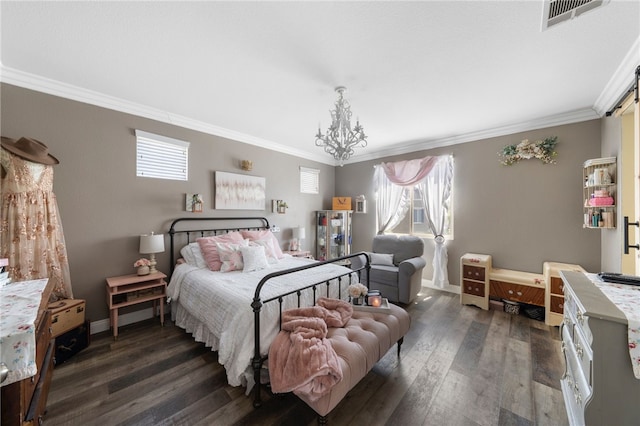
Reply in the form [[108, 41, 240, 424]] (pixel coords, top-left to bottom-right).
[[1, 148, 73, 300]]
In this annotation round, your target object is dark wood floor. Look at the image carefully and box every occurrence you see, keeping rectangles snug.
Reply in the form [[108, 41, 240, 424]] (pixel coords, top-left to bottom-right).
[[45, 288, 568, 425]]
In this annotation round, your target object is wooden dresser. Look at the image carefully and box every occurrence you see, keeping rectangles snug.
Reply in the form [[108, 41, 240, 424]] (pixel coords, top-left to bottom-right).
[[560, 271, 640, 426], [1, 279, 55, 426]]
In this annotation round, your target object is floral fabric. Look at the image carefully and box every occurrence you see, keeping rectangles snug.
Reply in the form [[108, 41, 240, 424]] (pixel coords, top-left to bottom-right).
[[0, 278, 49, 386], [0, 150, 72, 300], [587, 273, 640, 379], [216, 241, 248, 272]]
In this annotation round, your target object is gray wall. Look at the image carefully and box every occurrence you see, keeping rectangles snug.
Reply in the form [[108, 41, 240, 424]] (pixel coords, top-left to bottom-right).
[[1, 82, 611, 322], [1, 83, 335, 322], [336, 120, 605, 287]]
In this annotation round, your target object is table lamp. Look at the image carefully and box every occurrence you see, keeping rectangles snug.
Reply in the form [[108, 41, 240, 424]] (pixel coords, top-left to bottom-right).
[[292, 227, 306, 252], [139, 232, 165, 274]]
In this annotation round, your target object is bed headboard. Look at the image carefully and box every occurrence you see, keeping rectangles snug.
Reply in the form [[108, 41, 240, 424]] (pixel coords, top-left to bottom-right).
[[168, 217, 270, 274]]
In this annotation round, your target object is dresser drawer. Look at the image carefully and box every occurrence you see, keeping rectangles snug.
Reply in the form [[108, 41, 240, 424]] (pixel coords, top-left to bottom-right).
[[562, 324, 592, 409], [462, 280, 485, 297], [463, 265, 485, 282], [550, 295, 564, 314], [489, 280, 545, 306], [550, 276, 565, 295]]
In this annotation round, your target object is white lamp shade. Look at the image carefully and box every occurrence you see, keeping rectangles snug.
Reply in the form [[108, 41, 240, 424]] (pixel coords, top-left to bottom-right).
[[293, 227, 306, 239], [139, 233, 165, 254]]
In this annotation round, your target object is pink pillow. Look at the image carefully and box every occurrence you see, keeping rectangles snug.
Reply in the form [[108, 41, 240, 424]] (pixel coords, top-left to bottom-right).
[[240, 230, 284, 259], [197, 232, 245, 271]]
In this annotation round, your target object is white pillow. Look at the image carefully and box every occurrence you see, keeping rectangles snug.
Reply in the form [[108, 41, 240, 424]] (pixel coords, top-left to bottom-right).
[[249, 239, 279, 264], [370, 252, 394, 266], [241, 245, 269, 272], [180, 245, 196, 265], [189, 242, 207, 269]]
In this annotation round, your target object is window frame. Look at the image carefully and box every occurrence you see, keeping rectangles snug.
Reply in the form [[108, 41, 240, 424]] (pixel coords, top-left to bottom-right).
[[135, 130, 189, 181]]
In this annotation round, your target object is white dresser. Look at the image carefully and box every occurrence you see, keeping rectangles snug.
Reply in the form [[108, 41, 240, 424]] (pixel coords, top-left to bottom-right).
[[560, 271, 640, 426]]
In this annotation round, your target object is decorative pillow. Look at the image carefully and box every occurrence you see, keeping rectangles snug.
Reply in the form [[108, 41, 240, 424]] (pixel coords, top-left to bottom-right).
[[370, 252, 394, 266], [189, 242, 208, 269], [241, 245, 269, 272], [240, 230, 284, 259], [249, 239, 280, 264], [180, 244, 196, 265], [197, 232, 245, 271], [216, 241, 248, 272]]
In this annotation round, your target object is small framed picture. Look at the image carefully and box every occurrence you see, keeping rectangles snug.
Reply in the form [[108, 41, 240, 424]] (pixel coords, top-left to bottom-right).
[[186, 193, 203, 213], [355, 195, 366, 214]]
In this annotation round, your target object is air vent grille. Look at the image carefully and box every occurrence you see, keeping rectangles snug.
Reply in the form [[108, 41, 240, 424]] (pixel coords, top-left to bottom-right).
[[542, 0, 610, 31]]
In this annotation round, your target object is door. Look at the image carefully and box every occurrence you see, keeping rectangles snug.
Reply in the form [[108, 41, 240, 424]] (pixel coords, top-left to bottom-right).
[[619, 86, 639, 275]]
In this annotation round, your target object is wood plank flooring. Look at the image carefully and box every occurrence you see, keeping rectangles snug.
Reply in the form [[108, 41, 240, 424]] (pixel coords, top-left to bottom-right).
[[44, 289, 568, 425]]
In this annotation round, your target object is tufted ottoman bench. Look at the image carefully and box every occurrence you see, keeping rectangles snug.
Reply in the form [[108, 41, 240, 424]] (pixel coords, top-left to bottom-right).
[[294, 303, 410, 424]]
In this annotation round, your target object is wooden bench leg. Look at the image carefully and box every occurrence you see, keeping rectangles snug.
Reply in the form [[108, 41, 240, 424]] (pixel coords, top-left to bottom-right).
[[397, 337, 404, 357]]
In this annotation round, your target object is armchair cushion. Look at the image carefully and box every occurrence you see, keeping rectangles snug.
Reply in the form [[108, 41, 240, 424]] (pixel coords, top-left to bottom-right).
[[370, 252, 394, 266]]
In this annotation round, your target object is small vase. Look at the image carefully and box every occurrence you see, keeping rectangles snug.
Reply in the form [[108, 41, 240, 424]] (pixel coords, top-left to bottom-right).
[[137, 265, 150, 276], [351, 296, 363, 305]]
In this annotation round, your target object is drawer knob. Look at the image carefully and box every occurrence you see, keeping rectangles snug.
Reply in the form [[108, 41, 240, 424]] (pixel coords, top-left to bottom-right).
[[516, 291, 522, 296], [508, 290, 514, 294], [560, 285, 564, 293], [576, 343, 583, 359]]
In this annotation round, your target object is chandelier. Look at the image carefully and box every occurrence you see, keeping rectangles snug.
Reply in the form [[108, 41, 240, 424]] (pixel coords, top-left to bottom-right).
[[315, 86, 367, 166]]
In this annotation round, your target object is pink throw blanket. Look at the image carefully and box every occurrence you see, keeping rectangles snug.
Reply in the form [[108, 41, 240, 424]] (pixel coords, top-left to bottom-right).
[[268, 297, 353, 401]]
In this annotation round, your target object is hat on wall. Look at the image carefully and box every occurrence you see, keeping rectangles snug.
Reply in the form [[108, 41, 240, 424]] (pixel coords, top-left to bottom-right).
[[1, 136, 59, 165]]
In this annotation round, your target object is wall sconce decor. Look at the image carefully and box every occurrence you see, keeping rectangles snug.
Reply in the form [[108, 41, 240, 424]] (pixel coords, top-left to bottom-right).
[[186, 193, 203, 212], [355, 195, 367, 214], [272, 199, 288, 214], [240, 160, 253, 171]]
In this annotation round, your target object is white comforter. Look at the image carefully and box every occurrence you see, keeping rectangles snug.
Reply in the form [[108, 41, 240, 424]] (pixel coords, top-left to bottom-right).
[[167, 257, 352, 389]]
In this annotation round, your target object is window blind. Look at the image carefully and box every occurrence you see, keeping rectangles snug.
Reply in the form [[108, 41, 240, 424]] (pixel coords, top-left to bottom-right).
[[136, 130, 189, 181], [300, 166, 320, 194]]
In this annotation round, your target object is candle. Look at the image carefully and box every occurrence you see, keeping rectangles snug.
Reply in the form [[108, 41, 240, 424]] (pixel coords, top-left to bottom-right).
[[370, 295, 382, 307]]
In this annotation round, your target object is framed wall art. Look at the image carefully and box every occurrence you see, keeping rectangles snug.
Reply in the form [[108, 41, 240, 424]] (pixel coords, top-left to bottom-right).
[[214, 171, 266, 210]]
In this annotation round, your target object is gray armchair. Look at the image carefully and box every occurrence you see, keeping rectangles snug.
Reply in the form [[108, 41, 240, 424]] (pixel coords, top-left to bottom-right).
[[351, 234, 426, 304]]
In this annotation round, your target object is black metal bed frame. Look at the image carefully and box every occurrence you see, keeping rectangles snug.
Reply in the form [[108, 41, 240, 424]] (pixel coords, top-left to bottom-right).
[[167, 217, 371, 408]]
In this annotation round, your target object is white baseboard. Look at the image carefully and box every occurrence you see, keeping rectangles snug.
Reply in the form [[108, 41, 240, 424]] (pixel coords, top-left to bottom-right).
[[422, 279, 461, 294], [91, 307, 157, 335]]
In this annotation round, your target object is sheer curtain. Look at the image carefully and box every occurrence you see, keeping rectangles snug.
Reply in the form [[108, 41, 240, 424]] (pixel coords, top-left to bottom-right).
[[415, 155, 454, 288], [374, 157, 439, 234]]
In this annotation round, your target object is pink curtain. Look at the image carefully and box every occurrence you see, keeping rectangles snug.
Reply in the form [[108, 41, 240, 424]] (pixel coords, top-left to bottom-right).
[[380, 157, 439, 186]]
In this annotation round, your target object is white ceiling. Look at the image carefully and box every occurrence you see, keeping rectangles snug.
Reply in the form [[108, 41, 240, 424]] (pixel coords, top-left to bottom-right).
[[1, 1, 639, 166]]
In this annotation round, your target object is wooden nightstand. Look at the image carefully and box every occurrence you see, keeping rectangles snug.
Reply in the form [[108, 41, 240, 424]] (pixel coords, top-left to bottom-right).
[[284, 250, 314, 259], [105, 271, 167, 339]]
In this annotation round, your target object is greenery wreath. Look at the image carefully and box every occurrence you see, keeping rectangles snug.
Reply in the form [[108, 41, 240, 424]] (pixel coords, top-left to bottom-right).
[[499, 136, 558, 166]]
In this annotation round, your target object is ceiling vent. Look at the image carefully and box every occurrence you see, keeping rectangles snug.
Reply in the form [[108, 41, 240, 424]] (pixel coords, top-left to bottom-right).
[[542, 0, 610, 31]]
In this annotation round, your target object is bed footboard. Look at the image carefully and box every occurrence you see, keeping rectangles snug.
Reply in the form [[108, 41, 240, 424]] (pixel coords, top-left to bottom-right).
[[251, 252, 370, 408]]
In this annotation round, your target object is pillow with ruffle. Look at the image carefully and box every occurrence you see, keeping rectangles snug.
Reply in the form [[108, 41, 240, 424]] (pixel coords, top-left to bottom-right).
[[241, 245, 269, 272], [216, 241, 248, 272], [240, 230, 284, 259], [197, 232, 245, 271]]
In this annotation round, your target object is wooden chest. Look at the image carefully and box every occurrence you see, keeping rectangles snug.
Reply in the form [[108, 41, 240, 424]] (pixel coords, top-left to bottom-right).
[[48, 299, 85, 337]]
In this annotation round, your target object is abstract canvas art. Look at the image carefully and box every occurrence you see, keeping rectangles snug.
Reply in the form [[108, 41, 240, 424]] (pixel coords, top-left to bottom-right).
[[214, 171, 266, 210]]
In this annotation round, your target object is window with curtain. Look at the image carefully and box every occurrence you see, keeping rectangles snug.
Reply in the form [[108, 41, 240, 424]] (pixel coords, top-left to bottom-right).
[[390, 185, 454, 238]]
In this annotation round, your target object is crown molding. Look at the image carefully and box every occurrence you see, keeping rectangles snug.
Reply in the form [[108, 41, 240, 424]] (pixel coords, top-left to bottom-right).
[[593, 35, 640, 116], [0, 65, 336, 166], [0, 64, 606, 168], [345, 107, 599, 165]]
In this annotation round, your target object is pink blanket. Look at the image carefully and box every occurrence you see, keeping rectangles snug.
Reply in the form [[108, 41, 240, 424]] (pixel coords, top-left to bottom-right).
[[268, 297, 353, 401]]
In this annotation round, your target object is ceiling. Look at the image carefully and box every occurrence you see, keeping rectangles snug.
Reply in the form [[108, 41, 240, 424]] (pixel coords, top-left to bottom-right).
[[1, 1, 639, 166]]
